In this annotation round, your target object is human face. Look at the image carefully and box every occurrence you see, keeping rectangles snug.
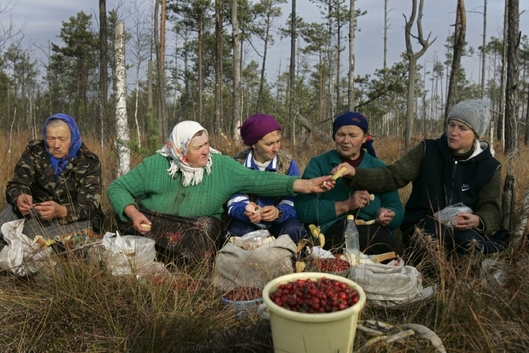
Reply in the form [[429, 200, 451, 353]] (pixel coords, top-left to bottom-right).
[[45, 123, 71, 159], [447, 119, 476, 153], [252, 130, 281, 163], [334, 125, 367, 160], [185, 131, 210, 168]]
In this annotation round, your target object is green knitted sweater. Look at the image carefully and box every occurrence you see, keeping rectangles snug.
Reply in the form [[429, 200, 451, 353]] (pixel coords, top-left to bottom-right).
[[107, 153, 296, 222]]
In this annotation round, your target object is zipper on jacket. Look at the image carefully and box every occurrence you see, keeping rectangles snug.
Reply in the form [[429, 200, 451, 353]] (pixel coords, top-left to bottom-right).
[[449, 160, 458, 205]]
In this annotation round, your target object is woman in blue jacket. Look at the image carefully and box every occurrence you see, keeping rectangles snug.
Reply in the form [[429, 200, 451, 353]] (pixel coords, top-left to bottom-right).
[[227, 114, 307, 242]]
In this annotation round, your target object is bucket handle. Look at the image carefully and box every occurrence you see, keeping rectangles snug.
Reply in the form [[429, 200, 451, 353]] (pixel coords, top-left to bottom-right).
[[257, 303, 270, 320]]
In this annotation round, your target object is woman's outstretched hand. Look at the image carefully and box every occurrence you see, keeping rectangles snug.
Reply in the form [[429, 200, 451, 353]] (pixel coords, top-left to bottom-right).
[[293, 175, 335, 194], [331, 163, 356, 178]]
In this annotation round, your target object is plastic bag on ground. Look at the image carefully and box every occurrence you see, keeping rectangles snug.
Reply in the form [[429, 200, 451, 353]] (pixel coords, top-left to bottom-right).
[[90, 231, 157, 276], [0, 219, 55, 276], [354, 257, 436, 307]]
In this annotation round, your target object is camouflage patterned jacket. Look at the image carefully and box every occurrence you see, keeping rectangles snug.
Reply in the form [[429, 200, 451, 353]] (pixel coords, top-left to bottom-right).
[[5, 140, 104, 230]]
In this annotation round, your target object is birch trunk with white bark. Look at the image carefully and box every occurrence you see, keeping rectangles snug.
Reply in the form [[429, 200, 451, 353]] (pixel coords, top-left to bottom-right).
[[115, 21, 131, 177]]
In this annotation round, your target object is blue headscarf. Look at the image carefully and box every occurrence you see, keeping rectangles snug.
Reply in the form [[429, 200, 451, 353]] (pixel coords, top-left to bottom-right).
[[332, 111, 377, 158], [42, 113, 82, 179]]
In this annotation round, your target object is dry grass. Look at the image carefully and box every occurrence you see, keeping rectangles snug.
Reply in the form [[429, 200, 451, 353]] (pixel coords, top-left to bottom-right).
[[0, 131, 529, 352]]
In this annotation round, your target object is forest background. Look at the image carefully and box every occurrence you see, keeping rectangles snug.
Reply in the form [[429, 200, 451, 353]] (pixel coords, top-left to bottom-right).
[[1, 0, 529, 158]]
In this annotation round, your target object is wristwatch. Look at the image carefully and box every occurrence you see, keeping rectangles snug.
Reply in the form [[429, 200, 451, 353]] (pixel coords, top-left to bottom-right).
[[276, 209, 283, 220]]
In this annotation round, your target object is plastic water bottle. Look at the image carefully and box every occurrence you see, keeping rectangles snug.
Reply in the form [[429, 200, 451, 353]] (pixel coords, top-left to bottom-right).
[[344, 215, 360, 265]]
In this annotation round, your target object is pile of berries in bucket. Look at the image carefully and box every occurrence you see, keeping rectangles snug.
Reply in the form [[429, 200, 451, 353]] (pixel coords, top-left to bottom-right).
[[269, 277, 360, 313]]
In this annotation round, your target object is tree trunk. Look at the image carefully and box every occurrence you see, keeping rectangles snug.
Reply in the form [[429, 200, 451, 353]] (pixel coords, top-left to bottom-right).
[[232, 0, 242, 135], [347, 0, 355, 110], [160, 0, 167, 133], [404, 0, 436, 149], [153, 2, 162, 135], [257, 13, 271, 113], [336, 7, 341, 111], [148, 59, 153, 109], [480, 0, 487, 99], [99, 0, 107, 152], [383, 0, 388, 71], [405, 57, 417, 147], [525, 84, 529, 145], [444, 0, 466, 124], [498, 0, 509, 146], [214, 0, 222, 134], [198, 19, 204, 124], [115, 21, 131, 177], [289, 0, 296, 145], [505, 0, 519, 155], [154, 0, 167, 136]]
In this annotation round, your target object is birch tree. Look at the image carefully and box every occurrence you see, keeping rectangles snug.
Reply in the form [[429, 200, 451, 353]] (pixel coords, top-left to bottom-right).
[[115, 21, 131, 177]]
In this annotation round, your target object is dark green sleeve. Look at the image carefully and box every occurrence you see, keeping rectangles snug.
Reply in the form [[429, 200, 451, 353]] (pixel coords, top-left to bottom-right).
[[348, 143, 424, 193], [474, 167, 502, 234]]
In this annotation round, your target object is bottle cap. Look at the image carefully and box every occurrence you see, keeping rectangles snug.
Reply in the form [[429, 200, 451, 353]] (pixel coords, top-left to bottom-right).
[[347, 215, 355, 220]]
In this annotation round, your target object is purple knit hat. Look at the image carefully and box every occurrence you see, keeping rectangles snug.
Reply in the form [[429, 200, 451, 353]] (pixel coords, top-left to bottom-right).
[[239, 114, 282, 146]]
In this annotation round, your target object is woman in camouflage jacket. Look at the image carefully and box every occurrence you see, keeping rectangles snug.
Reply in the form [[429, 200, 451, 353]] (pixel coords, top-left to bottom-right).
[[0, 113, 104, 240]]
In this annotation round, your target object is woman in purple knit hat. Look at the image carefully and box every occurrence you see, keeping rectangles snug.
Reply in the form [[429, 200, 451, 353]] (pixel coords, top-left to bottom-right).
[[227, 114, 307, 243]]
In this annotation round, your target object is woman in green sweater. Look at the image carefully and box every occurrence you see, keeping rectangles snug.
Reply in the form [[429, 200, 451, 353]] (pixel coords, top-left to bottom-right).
[[107, 120, 334, 259], [295, 112, 404, 255]]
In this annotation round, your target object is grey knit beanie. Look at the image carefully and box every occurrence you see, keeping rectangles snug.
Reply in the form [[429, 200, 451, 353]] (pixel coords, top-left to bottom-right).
[[447, 99, 491, 139]]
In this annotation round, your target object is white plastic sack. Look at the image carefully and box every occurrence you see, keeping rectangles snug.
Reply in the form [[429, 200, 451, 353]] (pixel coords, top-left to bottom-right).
[[433, 202, 472, 226], [0, 219, 55, 276], [96, 231, 157, 276], [354, 258, 436, 307]]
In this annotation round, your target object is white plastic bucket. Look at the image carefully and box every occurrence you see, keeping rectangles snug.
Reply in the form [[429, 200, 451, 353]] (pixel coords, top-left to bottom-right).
[[258, 272, 366, 353]]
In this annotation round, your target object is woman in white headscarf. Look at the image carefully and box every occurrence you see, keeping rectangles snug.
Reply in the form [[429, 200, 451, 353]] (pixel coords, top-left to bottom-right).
[[107, 120, 334, 260]]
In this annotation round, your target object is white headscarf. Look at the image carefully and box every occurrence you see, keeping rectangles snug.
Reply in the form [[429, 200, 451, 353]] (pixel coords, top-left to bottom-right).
[[157, 120, 219, 187]]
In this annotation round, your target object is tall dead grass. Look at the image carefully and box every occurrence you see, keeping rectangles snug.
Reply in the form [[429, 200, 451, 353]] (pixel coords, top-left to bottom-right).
[[0, 131, 528, 352]]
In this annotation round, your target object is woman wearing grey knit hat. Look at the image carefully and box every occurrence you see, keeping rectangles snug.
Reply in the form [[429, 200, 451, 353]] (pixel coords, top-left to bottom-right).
[[328, 99, 509, 259]]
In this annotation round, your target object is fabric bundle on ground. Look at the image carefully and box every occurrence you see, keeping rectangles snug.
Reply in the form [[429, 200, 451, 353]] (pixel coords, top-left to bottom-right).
[[213, 233, 296, 291]]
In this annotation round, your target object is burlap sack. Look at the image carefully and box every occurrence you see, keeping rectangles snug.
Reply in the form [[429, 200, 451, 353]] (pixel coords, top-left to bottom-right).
[[212, 234, 296, 291]]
